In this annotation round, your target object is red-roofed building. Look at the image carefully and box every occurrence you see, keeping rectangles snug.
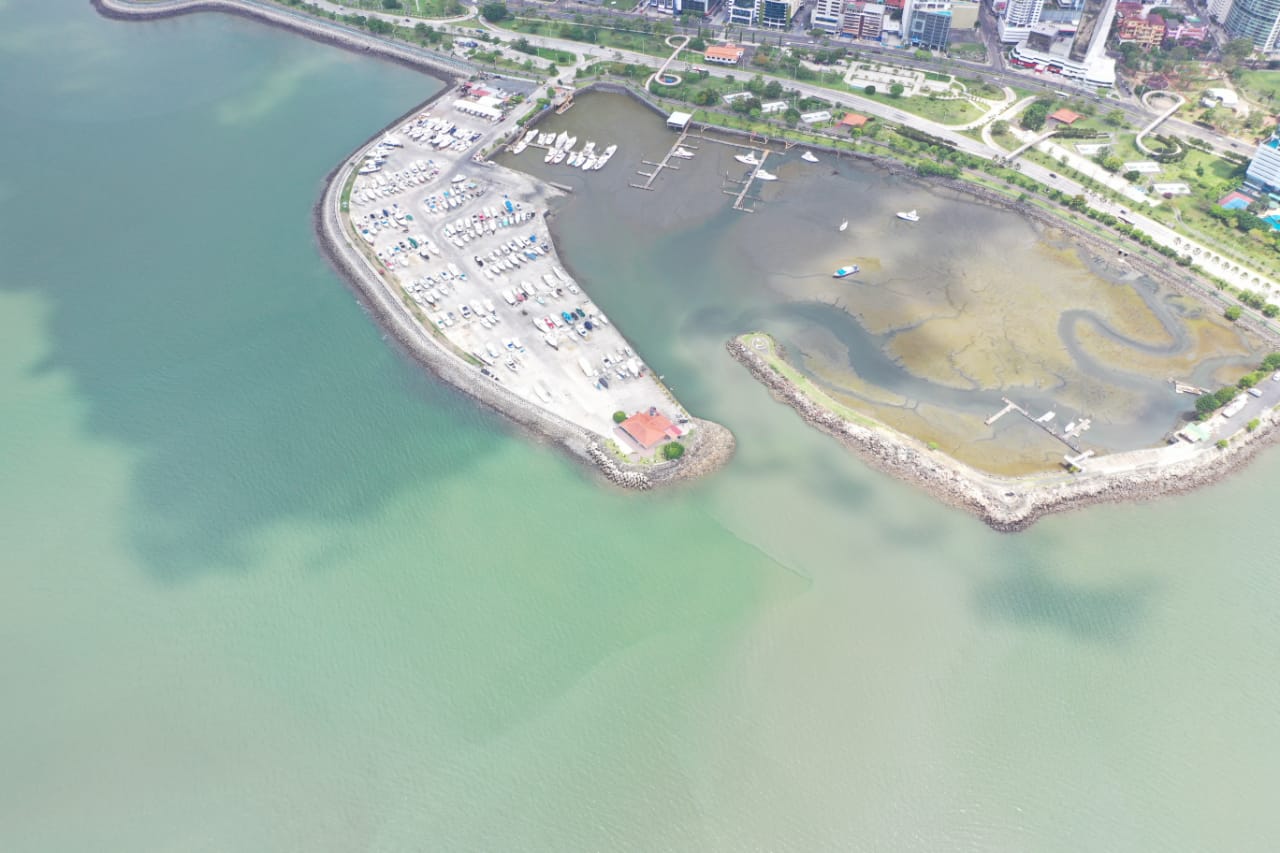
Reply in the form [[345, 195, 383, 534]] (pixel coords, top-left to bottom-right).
[[1048, 107, 1083, 125], [705, 44, 746, 65], [840, 112, 870, 128], [619, 411, 681, 450]]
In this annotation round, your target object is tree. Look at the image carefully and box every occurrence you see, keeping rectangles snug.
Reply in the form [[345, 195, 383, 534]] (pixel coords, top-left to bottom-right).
[[661, 441, 686, 460], [864, 84, 876, 95], [1262, 352, 1280, 371], [1195, 394, 1221, 417], [1224, 38, 1254, 59], [1103, 109, 1126, 127], [1248, 418, 1261, 432], [991, 119, 1009, 136], [1214, 386, 1239, 407], [1123, 170, 1141, 182], [889, 82, 905, 98], [612, 411, 627, 423], [1226, 305, 1243, 321], [764, 79, 783, 99], [1217, 439, 1230, 449], [688, 37, 707, 51], [784, 107, 801, 125], [481, 2, 509, 22]]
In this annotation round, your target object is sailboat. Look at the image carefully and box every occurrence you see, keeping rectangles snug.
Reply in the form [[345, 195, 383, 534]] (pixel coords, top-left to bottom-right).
[[839, 220, 849, 232], [801, 151, 819, 163]]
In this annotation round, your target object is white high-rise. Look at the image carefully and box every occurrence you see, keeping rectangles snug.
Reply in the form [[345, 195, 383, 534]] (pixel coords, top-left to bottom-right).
[[812, 0, 844, 30], [999, 0, 1045, 41]]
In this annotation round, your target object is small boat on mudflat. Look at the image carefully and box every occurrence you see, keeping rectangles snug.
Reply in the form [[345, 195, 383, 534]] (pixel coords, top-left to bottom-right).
[[833, 265, 860, 278], [801, 151, 819, 163], [896, 209, 920, 222], [839, 219, 848, 232]]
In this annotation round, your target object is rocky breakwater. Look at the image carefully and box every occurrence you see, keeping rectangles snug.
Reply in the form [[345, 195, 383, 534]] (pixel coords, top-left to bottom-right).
[[727, 338, 1280, 531], [93, 0, 471, 81]]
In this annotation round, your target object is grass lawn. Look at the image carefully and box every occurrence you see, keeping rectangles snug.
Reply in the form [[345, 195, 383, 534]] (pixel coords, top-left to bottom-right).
[[1233, 70, 1280, 108]]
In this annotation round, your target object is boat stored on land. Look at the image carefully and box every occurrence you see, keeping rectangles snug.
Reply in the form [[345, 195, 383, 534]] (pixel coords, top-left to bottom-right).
[[839, 220, 848, 232], [833, 265, 860, 278], [896, 209, 920, 222]]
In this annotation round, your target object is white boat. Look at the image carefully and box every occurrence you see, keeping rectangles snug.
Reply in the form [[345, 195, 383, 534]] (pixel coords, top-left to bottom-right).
[[734, 152, 761, 166], [896, 209, 920, 222], [565, 135, 578, 150], [672, 147, 695, 159], [581, 155, 596, 170], [756, 169, 777, 181], [568, 151, 582, 167], [801, 151, 819, 163], [833, 265, 860, 278], [594, 144, 617, 170], [554, 131, 569, 149], [551, 149, 567, 164], [839, 220, 848, 232]]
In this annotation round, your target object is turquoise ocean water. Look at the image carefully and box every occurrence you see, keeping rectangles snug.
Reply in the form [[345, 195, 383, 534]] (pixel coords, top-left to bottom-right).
[[1, 3, 1278, 850]]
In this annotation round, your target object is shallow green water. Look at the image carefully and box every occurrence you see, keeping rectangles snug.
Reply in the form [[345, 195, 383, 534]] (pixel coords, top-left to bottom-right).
[[2, 4, 1278, 851]]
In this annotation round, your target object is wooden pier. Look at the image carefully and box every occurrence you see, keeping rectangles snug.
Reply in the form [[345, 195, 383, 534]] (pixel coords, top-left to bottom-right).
[[721, 149, 771, 213], [1171, 379, 1210, 395], [630, 129, 693, 191], [985, 400, 1018, 425], [986, 397, 1089, 453]]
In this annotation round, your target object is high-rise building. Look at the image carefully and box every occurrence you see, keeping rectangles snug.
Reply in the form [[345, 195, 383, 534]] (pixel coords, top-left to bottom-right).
[[998, 0, 1045, 41], [760, 0, 802, 26], [1208, 0, 1235, 23], [903, 0, 955, 48], [812, 0, 845, 30], [1223, 0, 1280, 50], [1246, 134, 1280, 191], [729, 0, 758, 25]]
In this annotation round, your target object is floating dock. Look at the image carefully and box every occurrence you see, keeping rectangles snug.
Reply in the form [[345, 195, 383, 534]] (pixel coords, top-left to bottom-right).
[[722, 149, 771, 213], [630, 129, 692, 191]]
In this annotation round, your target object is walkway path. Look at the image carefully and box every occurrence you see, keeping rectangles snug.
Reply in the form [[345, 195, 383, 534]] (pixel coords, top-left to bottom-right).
[[1135, 90, 1186, 156]]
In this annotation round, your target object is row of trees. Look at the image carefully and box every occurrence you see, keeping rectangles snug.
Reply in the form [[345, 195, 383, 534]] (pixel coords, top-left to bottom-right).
[[1194, 354, 1280, 418]]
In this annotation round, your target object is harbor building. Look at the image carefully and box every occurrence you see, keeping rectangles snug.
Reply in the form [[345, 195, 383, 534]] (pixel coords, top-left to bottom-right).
[[1246, 134, 1280, 192], [1223, 0, 1280, 50]]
